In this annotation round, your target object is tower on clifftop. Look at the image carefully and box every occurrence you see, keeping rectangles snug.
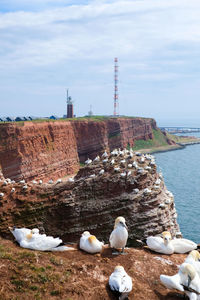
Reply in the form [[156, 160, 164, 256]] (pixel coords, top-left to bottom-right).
[[66, 89, 74, 118], [114, 57, 119, 116]]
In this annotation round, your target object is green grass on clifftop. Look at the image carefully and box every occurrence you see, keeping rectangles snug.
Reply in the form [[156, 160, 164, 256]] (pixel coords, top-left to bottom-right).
[[132, 129, 169, 151]]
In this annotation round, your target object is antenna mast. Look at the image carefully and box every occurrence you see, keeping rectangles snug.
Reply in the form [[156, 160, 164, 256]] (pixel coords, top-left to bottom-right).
[[114, 57, 118, 116]]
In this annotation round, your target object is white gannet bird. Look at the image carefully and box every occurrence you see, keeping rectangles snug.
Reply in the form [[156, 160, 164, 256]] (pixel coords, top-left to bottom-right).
[[102, 158, 108, 164], [171, 238, 197, 254], [79, 231, 104, 254], [102, 150, 108, 158], [185, 250, 200, 277], [68, 177, 74, 182], [147, 232, 197, 255], [99, 169, 105, 175], [111, 149, 118, 156], [93, 155, 100, 162], [146, 231, 174, 254], [9, 227, 74, 251], [109, 266, 132, 300], [85, 158, 92, 165], [109, 217, 128, 255], [160, 263, 200, 300], [114, 167, 120, 172], [110, 159, 115, 165], [120, 172, 126, 178]]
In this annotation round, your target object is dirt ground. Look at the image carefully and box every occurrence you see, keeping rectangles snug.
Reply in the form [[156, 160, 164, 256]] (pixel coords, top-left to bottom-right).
[[0, 237, 189, 300]]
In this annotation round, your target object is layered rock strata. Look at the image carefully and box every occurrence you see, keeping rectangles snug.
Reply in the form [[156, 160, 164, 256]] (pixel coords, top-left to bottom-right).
[[0, 121, 79, 182], [72, 117, 156, 162], [0, 117, 160, 182], [0, 150, 179, 244]]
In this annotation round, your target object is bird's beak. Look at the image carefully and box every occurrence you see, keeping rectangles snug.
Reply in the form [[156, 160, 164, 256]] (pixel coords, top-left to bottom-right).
[[123, 223, 128, 229], [188, 275, 192, 288]]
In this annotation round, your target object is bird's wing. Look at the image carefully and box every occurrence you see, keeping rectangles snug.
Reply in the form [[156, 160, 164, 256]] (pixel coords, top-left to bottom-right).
[[160, 274, 184, 291], [109, 229, 115, 247], [109, 273, 121, 292], [171, 239, 197, 254], [146, 236, 164, 252], [120, 274, 132, 293], [27, 235, 62, 251]]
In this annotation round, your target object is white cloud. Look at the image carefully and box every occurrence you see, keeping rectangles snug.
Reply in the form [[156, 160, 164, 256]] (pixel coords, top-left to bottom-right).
[[1, 0, 200, 119]]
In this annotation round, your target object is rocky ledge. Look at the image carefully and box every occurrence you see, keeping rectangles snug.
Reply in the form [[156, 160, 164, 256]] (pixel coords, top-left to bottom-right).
[[0, 150, 179, 244]]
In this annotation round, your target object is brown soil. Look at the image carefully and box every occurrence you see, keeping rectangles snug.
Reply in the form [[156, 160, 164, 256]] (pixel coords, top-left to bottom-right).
[[0, 237, 187, 300]]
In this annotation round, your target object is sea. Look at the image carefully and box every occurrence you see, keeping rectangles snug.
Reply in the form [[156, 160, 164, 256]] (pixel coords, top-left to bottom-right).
[[154, 132, 200, 243]]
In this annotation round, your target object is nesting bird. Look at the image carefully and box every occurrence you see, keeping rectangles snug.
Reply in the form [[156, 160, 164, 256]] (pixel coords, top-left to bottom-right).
[[147, 231, 197, 254], [185, 250, 200, 277], [99, 169, 105, 175], [93, 155, 100, 162], [160, 263, 200, 300], [79, 231, 104, 254], [102, 150, 108, 158], [85, 158, 92, 165], [9, 227, 74, 251], [109, 266, 132, 300], [109, 217, 128, 255]]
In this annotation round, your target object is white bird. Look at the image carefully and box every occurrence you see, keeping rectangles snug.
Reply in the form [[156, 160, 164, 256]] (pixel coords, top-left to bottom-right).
[[185, 250, 200, 278], [85, 158, 92, 165], [143, 188, 151, 195], [56, 179, 62, 184], [89, 174, 96, 178], [93, 155, 100, 162], [120, 172, 126, 178], [99, 169, 104, 175], [39, 180, 43, 185], [19, 180, 25, 184], [0, 192, 4, 198], [109, 265, 132, 300], [132, 161, 138, 168], [147, 232, 197, 254], [110, 159, 115, 165], [171, 238, 197, 254], [9, 227, 74, 251], [160, 263, 200, 300], [109, 217, 128, 255], [114, 167, 120, 172], [32, 180, 37, 184], [127, 164, 132, 169], [2, 181, 7, 186], [22, 185, 28, 190], [146, 231, 174, 254], [102, 150, 108, 158], [48, 179, 53, 184], [127, 171, 132, 176], [102, 158, 108, 164], [68, 177, 74, 182], [79, 231, 104, 254], [11, 188, 15, 193], [111, 149, 118, 156]]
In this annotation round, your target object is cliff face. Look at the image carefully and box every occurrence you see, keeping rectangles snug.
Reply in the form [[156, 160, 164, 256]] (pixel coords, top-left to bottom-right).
[[0, 151, 179, 244], [72, 117, 157, 162], [0, 122, 79, 182], [0, 117, 158, 182]]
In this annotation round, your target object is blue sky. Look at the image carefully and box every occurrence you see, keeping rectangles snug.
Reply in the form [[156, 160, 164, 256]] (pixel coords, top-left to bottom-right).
[[1, 0, 200, 126]]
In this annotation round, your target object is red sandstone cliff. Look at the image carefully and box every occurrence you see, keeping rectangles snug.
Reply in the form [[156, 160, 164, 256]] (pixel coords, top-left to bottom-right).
[[0, 117, 162, 182], [0, 121, 79, 182], [72, 117, 157, 162]]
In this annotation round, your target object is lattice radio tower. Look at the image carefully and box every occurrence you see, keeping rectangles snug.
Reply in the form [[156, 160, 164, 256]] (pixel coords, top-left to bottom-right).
[[114, 57, 119, 116]]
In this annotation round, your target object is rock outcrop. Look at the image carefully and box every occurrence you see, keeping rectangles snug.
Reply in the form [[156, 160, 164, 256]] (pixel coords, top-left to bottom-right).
[[0, 121, 79, 182], [0, 150, 179, 244]]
